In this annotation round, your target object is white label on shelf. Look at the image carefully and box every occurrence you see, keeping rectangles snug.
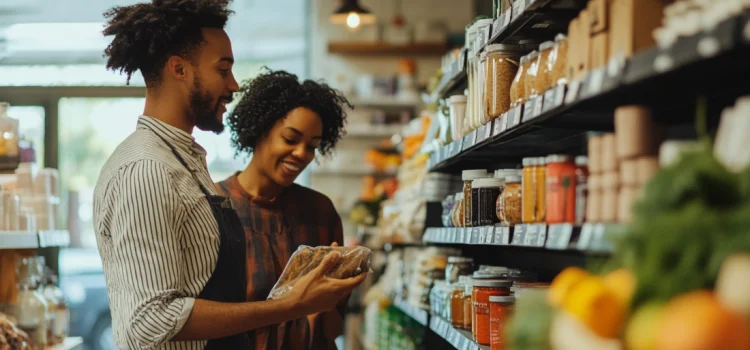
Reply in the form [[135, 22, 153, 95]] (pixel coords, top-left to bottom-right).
[[524, 224, 538, 246], [472, 227, 480, 243], [493, 115, 504, 135], [554, 84, 566, 106], [546, 223, 574, 250], [698, 36, 720, 58], [565, 80, 582, 104], [592, 223, 608, 252], [485, 226, 495, 244], [543, 88, 557, 112], [512, 225, 525, 245], [533, 94, 544, 116], [577, 223, 595, 250], [654, 54, 674, 73], [513, 0, 525, 21], [587, 68, 605, 96], [485, 120, 493, 139], [504, 8, 512, 27]]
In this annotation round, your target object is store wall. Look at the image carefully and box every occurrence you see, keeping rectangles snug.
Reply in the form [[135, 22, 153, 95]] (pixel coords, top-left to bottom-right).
[[309, 0, 475, 86]]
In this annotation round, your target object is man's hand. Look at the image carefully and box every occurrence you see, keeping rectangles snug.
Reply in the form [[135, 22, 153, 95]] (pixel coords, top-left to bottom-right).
[[287, 251, 367, 315]]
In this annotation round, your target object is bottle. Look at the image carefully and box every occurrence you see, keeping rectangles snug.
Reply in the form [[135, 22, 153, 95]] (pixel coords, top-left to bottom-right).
[[16, 257, 49, 349], [43, 270, 69, 344]]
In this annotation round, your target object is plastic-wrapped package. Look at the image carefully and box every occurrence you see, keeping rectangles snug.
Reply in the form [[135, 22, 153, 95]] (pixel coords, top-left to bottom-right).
[[267, 245, 373, 300]]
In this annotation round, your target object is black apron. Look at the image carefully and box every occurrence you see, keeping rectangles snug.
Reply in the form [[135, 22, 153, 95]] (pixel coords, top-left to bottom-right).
[[148, 128, 251, 349]]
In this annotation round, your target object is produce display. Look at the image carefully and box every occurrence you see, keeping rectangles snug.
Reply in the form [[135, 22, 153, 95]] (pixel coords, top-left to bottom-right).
[[267, 245, 372, 300]]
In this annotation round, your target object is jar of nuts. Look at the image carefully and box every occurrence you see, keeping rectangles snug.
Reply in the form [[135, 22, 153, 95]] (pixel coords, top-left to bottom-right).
[[550, 34, 568, 87], [485, 44, 523, 120], [501, 175, 522, 226], [523, 50, 540, 99]]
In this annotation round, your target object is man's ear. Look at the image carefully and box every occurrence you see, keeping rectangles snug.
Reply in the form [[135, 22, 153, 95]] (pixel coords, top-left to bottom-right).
[[165, 55, 190, 82]]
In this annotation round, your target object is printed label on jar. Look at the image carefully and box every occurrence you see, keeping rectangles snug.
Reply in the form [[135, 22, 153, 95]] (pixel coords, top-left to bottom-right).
[[473, 301, 490, 315]]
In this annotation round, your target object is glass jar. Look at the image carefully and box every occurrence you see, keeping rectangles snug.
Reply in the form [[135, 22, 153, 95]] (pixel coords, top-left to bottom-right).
[[463, 170, 487, 227], [575, 156, 589, 225], [471, 178, 484, 227], [535, 41, 555, 95], [524, 50, 540, 99], [501, 176, 522, 225], [486, 44, 522, 120], [446, 257, 475, 284], [452, 193, 464, 227], [478, 178, 503, 226], [510, 55, 530, 108], [43, 274, 69, 344], [16, 257, 48, 350], [489, 296, 516, 350], [521, 157, 539, 224], [546, 155, 577, 224], [511, 281, 550, 300], [472, 279, 513, 345], [462, 282, 473, 330], [442, 194, 456, 227], [450, 284, 465, 327], [535, 157, 547, 223], [449, 95, 468, 142], [551, 34, 568, 87], [479, 51, 490, 126]]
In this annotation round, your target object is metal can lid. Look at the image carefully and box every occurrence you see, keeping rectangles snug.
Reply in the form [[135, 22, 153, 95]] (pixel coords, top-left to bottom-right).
[[463, 169, 488, 181], [505, 175, 522, 183], [546, 154, 572, 164], [540, 41, 555, 51], [448, 256, 474, 263], [472, 279, 514, 287], [522, 157, 538, 167]]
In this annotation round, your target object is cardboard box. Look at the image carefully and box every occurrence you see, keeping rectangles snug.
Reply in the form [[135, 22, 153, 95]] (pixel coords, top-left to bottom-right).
[[566, 10, 592, 81], [588, 0, 609, 34], [609, 0, 665, 59], [590, 31, 609, 70]]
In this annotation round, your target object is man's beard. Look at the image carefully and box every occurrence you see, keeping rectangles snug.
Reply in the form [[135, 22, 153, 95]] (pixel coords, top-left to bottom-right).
[[189, 76, 226, 134]]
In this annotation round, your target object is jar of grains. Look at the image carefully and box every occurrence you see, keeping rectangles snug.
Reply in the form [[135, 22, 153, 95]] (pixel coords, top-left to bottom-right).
[[451, 192, 464, 227], [501, 175, 522, 225], [535, 41, 555, 94], [485, 44, 523, 119], [546, 155, 577, 224], [463, 170, 488, 227], [524, 50, 540, 99], [510, 55, 530, 107], [521, 157, 539, 224], [550, 34, 568, 86]]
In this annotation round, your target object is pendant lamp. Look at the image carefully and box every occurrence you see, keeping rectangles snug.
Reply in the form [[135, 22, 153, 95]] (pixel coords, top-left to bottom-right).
[[330, 0, 376, 29]]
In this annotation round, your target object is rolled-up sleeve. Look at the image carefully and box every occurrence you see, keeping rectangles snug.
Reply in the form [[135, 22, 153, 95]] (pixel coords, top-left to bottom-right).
[[106, 160, 193, 349]]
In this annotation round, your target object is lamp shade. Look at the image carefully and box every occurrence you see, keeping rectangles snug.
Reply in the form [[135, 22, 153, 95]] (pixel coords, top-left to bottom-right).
[[330, 0, 376, 25]]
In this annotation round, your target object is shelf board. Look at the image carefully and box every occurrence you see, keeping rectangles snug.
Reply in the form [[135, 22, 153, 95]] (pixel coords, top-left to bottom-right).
[[349, 98, 421, 108], [429, 315, 488, 350], [429, 13, 750, 172], [311, 169, 396, 177], [49, 337, 84, 350], [0, 230, 70, 249], [346, 124, 403, 138], [328, 42, 448, 56], [393, 297, 429, 326]]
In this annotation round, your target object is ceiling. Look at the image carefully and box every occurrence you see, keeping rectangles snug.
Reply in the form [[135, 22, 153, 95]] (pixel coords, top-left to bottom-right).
[[0, 0, 307, 65]]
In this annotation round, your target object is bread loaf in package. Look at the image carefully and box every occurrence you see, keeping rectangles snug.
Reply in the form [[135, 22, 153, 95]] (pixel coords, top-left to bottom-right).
[[267, 245, 372, 300]]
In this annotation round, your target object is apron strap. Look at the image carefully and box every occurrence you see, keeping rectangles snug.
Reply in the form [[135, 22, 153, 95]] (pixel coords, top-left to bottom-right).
[[142, 124, 213, 197]]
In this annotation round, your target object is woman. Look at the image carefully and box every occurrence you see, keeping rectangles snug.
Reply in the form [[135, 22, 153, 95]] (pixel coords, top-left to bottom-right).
[[215, 69, 351, 350]]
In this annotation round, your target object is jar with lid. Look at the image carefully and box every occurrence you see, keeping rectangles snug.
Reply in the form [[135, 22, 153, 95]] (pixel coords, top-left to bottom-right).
[[575, 156, 589, 225], [472, 279, 513, 345], [521, 157, 539, 223], [485, 44, 522, 120], [471, 177, 489, 227], [450, 282, 466, 327], [16, 257, 48, 349], [501, 176, 522, 225], [535, 41, 555, 94], [452, 192, 464, 227], [442, 194, 455, 227], [478, 178, 503, 226], [546, 155, 577, 224], [462, 281, 473, 330], [509, 55, 530, 108], [449, 95, 468, 141], [445, 284, 462, 320], [478, 51, 490, 127], [524, 50, 540, 99], [446, 257, 475, 284], [535, 157, 547, 222], [489, 296, 515, 350], [463, 170, 487, 227], [550, 34, 568, 87]]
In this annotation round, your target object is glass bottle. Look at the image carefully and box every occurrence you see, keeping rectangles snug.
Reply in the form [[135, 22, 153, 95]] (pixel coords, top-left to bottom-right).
[[42, 267, 69, 344], [16, 257, 48, 350]]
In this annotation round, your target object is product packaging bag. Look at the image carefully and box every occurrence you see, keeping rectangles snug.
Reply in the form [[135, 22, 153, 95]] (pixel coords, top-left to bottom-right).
[[267, 245, 373, 300]]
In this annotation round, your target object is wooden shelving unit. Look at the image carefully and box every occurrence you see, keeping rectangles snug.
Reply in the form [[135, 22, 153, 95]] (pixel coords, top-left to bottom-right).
[[328, 42, 448, 56]]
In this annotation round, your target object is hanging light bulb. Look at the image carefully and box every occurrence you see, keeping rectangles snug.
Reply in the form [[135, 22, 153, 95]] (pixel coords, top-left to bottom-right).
[[330, 0, 376, 27], [346, 12, 361, 29]]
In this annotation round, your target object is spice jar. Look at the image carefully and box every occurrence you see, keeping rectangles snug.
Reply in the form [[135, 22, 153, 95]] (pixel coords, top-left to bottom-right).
[[489, 296, 515, 350], [446, 257, 475, 284], [478, 51, 490, 126], [451, 282, 466, 327], [486, 44, 522, 119], [575, 156, 589, 225], [524, 50, 540, 99], [462, 281, 473, 330], [534, 157, 547, 222], [546, 155, 577, 224], [442, 194, 455, 227], [510, 55, 530, 107], [535, 41, 555, 95], [478, 178, 504, 226], [463, 170, 487, 227], [452, 193, 464, 227], [521, 157, 539, 224], [501, 176, 522, 225], [472, 279, 513, 345], [550, 34, 568, 87]]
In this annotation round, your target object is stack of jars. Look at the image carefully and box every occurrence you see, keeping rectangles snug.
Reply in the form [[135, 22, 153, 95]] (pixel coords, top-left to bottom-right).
[[509, 35, 569, 108]]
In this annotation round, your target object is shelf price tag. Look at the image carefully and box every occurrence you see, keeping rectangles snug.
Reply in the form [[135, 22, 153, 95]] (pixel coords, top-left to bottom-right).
[[503, 8, 512, 28], [471, 227, 480, 244], [476, 123, 489, 144], [462, 339, 472, 350], [543, 85, 566, 112], [495, 226, 511, 245], [478, 226, 487, 243], [522, 98, 536, 123], [492, 16, 505, 39], [485, 226, 495, 244], [485, 120, 493, 140], [546, 223, 574, 250], [565, 80, 582, 104], [577, 223, 595, 251], [513, 225, 525, 246], [457, 228, 465, 244], [512, 0, 526, 23], [590, 223, 608, 252], [493, 114, 505, 136], [583, 68, 605, 98], [507, 106, 522, 129], [524, 224, 546, 246]]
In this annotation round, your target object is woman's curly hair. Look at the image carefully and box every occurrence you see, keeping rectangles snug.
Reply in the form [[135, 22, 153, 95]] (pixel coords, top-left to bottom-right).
[[227, 68, 351, 157], [102, 0, 233, 86]]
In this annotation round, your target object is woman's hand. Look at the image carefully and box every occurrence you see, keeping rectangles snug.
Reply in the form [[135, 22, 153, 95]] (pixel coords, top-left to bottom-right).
[[287, 251, 367, 316]]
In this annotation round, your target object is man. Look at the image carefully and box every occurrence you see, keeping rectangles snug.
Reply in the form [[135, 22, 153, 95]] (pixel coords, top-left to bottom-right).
[[92, 1, 366, 349]]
